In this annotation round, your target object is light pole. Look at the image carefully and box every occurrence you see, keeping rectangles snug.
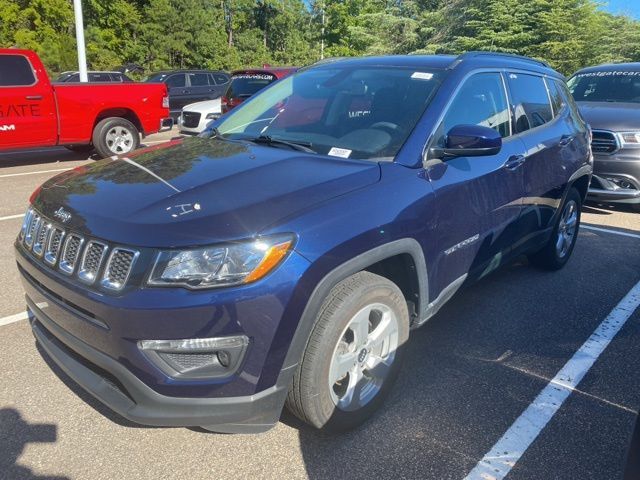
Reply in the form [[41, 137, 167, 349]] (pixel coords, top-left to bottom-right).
[[73, 0, 88, 82]]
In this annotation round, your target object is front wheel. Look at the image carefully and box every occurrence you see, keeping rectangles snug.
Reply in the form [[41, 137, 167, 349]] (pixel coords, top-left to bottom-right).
[[528, 187, 582, 270], [92, 117, 140, 158], [286, 271, 409, 432]]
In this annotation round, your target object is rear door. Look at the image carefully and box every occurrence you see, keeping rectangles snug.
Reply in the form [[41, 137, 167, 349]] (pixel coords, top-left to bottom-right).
[[426, 71, 526, 294], [210, 73, 229, 98], [506, 72, 575, 245], [187, 72, 216, 103], [0, 53, 57, 148]]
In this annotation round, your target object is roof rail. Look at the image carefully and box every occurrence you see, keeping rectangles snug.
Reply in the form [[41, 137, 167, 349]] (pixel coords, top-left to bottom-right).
[[455, 51, 551, 69]]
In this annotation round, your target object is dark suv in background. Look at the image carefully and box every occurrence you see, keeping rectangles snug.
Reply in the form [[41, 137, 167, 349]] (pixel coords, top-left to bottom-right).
[[569, 64, 640, 211], [55, 71, 133, 83], [146, 69, 230, 119], [16, 52, 591, 434]]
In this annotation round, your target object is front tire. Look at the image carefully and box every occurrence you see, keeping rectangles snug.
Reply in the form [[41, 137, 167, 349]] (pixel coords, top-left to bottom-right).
[[286, 271, 409, 432], [528, 187, 582, 270], [92, 117, 140, 158]]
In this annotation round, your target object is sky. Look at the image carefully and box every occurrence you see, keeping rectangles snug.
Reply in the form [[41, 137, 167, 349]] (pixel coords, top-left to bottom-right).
[[601, 0, 639, 18]]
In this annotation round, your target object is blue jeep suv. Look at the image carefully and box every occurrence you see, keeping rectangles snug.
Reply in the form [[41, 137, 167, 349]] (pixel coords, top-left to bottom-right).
[[16, 52, 592, 433]]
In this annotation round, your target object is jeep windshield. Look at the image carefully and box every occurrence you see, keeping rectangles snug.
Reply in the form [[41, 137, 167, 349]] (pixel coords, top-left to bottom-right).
[[212, 66, 445, 160], [568, 71, 640, 103]]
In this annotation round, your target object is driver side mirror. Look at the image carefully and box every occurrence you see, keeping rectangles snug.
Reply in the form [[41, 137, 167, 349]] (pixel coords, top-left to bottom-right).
[[430, 124, 502, 159]]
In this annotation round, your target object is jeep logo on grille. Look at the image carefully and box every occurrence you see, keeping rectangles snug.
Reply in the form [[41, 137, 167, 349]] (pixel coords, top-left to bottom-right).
[[53, 207, 72, 223]]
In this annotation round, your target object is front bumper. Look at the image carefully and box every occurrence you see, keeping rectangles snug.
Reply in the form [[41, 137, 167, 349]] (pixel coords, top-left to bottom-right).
[[587, 151, 640, 205], [15, 241, 309, 432], [159, 117, 174, 133], [28, 299, 287, 433]]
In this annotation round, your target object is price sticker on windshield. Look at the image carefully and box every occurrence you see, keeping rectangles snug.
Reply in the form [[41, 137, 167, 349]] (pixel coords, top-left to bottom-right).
[[328, 147, 352, 158], [411, 72, 434, 80]]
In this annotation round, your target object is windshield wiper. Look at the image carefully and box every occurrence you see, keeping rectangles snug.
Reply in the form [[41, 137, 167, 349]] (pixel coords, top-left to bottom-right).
[[247, 135, 316, 153]]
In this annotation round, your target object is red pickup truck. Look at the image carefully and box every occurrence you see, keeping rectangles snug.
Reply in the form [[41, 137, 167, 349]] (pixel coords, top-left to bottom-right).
[[0, 49, 172, 158]]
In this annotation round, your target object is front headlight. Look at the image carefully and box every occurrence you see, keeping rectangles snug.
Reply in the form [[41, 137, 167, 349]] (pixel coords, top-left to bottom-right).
[[206, 112, 220, 120], [619, 132, 640, 145], [148, 234, 294, 289]]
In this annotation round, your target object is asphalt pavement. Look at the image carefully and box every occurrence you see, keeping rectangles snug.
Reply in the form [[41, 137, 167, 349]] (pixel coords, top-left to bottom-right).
[[0, 134, 639, 480]]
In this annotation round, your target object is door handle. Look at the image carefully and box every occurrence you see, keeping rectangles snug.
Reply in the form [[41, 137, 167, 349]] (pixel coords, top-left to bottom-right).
[[504, 154, 525, 170], [559, 134, 573, 146], [25, 95, 43, 100]]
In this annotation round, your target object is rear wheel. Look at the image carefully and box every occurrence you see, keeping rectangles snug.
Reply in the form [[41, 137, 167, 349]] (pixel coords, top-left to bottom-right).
[[528, 187, 581, 270], [286, 271, 409, 432], [92, 117, 140, 158]]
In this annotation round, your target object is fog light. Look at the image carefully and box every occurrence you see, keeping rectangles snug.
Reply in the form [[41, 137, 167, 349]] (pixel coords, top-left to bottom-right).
[[138, 335, 249, 379]]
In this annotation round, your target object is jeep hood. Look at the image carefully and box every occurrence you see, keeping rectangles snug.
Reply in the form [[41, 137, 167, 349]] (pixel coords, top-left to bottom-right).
[[577, 101, 640, 131], [33, 137, 380, 247]]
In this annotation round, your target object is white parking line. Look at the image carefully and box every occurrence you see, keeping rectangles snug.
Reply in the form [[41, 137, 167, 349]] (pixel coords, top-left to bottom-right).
[[0, 167, 72, 179], [0, 213, 25, 222], [582, 224, 640, 240], [0, 311, 28, 327], [465, 279, 640, 480]]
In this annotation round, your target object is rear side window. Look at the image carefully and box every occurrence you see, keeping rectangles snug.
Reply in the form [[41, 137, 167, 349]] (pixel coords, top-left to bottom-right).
[[544, 78, 565, 117], [166, 74, 185, 88], [507, 73, 553, 133], [188, 73, 210, 86], [437, 72, 511, 141], [0, 55, 36, 86], [90, 73, 112, 82], [211, 73, 229, 85], [554, 79, 586, 131]]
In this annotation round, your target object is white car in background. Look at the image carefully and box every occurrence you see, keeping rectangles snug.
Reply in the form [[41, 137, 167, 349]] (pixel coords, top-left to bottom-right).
[[177, 97, 222, 134]]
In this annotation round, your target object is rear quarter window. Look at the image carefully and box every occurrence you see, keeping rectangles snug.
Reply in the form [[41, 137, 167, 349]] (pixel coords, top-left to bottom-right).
[[0, 55, 36, 86]]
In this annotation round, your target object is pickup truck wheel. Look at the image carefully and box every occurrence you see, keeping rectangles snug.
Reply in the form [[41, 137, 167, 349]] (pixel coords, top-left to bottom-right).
[[92, 117, 140, 158], [286, 271, 409, 432], [528, 187, 582, 270]]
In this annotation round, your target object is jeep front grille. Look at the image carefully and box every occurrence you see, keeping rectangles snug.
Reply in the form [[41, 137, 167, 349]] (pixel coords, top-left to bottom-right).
[[19, 208, 138, 291], [591, 130, 619, 154]]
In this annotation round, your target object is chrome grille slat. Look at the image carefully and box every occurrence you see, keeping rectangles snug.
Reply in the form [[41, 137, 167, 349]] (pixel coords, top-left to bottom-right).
[[20, 208, 34, 241], [101, 248, 139, 291], [78, 241, 108, 284], [59, 234, 84, 274], [25, 213, 41, 248], [44, 228, 65, 266], [32, 221, 51, 257]]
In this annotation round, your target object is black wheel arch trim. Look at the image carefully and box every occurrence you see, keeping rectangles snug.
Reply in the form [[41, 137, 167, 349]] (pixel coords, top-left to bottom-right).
[[277, 238, 429, 387]]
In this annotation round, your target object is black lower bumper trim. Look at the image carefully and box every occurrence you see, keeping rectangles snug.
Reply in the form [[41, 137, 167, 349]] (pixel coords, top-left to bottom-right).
[[27, 298, 287, 434]]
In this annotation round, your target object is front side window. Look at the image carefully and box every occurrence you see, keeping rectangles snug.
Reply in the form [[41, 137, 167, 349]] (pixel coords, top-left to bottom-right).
[[507, 73, 553, 133], [215, 66, 445, 160], [435, 72, 511, 145], [166, 74, 186, 88], [568, 71, 640, 103], [0, 55, 36, 86]]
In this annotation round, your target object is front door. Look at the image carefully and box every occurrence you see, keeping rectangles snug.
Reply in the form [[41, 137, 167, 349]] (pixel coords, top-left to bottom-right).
[[0, 53, 56, 148], [425, 71, 526, 297]]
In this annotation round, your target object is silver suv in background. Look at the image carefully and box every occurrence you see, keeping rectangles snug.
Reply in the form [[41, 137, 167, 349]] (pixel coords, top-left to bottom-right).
[[569, 64, 640, 211]]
